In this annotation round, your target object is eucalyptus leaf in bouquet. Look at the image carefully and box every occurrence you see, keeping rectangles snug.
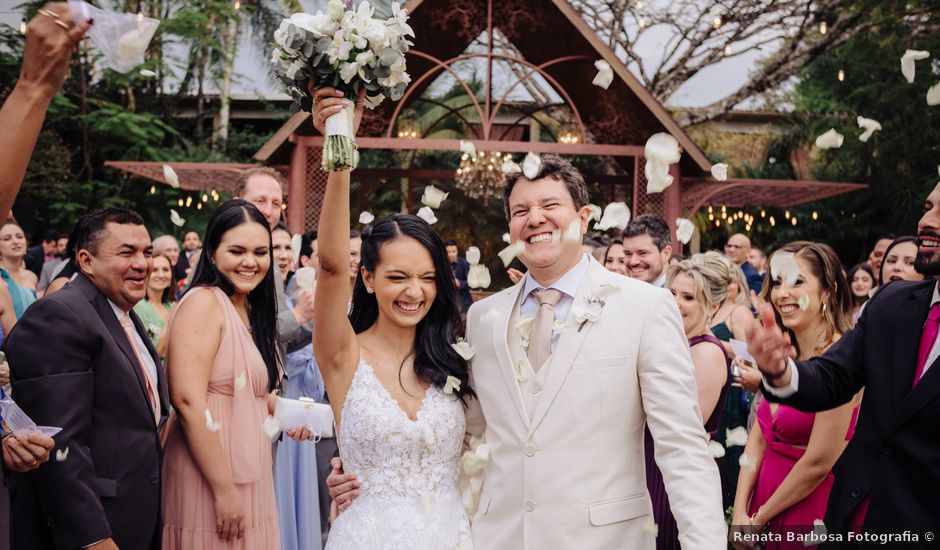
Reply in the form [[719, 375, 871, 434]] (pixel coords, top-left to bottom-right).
[[272, 0, 415, 171]]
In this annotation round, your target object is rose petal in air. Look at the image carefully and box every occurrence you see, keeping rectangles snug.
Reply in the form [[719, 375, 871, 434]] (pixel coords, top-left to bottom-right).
[[163, 164, 180, 188], [170, 209, 185, 227], [444, 375, 461, 394], [501, 160, 521, 175], [856, 116, 882, 142], [358, 211, 374, 224], [421, 185, 449, 208], [595, 202, 631, 231], [502, 233, 511, 244], [465, 246, 481, 265], [56, 447, 69, 462], [468, 264, 491, 289], [811, 519, 828, 541], [798, 294, 811, 311], [295, 267, 316, 292], [708, 440, 726, 458], [815, 128, 844, 149], [459, 140, 476, 158], [710, 163, 729, 181], [562, 219, 582, 243], [676, 218, 695, 244], [587, 204, 602, 222], [139, 69, 156, 78], [927, 82, 940, 106], [205, 409, 221, 432], [451, 340, 475, 361], [770, 251, 801, 287], [234, 373, 247, 391], [416, 206, 438, 225], [515, 359, 529, 382], [522, 152, 541, 180], [592, 59, 614, 90], [498, 242, 525, 267], [643, 520, 659, 538], [644, 133, 680, 193], [739, 453, 756, 471], [725, 426, 749, 447], [291, 234, 303, 266], [262, 416, 281, 439], [900, 49, 930, 83]]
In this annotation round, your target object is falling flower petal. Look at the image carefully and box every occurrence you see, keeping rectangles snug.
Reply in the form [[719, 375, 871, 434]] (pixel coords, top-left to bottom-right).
[[710, 163, 728, 181], [451, 340, 475, 361], [552, 319, 567, 333], [516, 316, 534, 345], [857, 116, 882, 142], [234, 373, 247, 391], [295, 266, 316, 292], [644, 133, 681, 193], [587, 204, 602, 222], [56, 447, 69, 462], [416, 206, 438, 225], [163, 164, 180, 188], [461, 443, 491, 475], [515, 359, 528, 382], [595, 202, 631, 231], [643, 520, 659, 538], [139, 69, 156, 78], [592, 59, 613, 89], [522, 152, 541, 180], [466, 246, 481, 265], [358, 211, 374, 224], [501, 159, 521, 175], [900, 50, 930, 83], [291, 233, 302, 266], [421, 185, 449, 208], [708, 440, 726, 458], [498, 242, 525, 267], [502, 233, 511, 244], [205, 409, 221, 432], [797, 294, 811, 311], [262, 415, 281, 439], [815, 128, 844, 149], [363, 94, 385, 110], [459, 140, 476, 158], [928, 82, 940, 106], [444, 375, 461, 394], [562, 219, 582, 243], [770, 251, 801, 286], [676, 218, 695, 244], [811, 519, 828, 541], [467, 264, 491, 289], [726, 426, 749, 447], [170, 209, 185, 227], [739, 453, 756, 471]]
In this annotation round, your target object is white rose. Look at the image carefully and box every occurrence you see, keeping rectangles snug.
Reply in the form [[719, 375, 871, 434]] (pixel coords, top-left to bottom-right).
[[339, 61, 360, 83], [328, 0, 345, 21], [286, 60, 306, 80]]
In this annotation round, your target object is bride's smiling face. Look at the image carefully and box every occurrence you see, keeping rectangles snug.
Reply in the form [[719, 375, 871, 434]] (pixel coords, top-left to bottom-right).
[[362, 236, 438, 328]]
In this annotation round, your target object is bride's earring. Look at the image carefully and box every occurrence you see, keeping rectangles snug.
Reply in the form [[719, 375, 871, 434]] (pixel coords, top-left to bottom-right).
[[366, 286, 374, 294]]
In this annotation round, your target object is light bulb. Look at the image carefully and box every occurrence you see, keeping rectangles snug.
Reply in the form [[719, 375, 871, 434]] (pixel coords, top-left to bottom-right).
[[769, 216, 776, 227], [838, 69, 845, 82], [150, 185, 156, 194], [234, 0, 241, 10], [812, 211, 818, 220], [713, 15, 722, 29], [178, 198, 184, 207], [819, 21, 827, 35]]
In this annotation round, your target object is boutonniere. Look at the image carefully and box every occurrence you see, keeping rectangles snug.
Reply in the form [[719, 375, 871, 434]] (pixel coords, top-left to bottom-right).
[[515, 316, 534, 349], [146, 323, 160, 340], [571, 283, 619, 332]]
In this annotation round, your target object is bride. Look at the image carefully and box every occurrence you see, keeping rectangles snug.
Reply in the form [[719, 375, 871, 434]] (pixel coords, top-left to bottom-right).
[[310, 88, 475, 549]]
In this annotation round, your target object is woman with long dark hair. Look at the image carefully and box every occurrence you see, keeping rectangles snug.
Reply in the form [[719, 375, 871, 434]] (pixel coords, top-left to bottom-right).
[[879, 236, 925, 285], [311, 89, 474, 549], [847, 262, 875, 324], [161, 200, 309, 549]]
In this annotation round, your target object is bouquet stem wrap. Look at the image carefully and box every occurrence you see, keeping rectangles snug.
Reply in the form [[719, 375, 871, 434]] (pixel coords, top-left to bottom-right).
[[322, 102, 358, 171]]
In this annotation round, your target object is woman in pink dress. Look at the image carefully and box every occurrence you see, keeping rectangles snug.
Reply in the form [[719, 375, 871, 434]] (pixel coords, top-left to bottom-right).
[[732, 242, 861, 549], [161, 200, 310, 549]]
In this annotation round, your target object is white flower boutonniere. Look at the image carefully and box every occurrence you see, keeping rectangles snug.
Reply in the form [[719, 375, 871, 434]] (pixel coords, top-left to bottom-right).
[[571, 283, 618, 332]]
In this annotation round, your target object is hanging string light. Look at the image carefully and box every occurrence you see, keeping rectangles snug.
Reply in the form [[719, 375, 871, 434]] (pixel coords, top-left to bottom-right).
[[784, 209, 791, 220], [819, 20, 828, 35], [234, 0, 241, 10], [197, 202, 203, 210], [724, 45, 732, 55], [185, 195, 193, 208], [838, 69, 845, 82], [791, 217, 798, 226], [760, 209, 766, 218], [769, 216, 776, 227], [177, 198, 184, 207], [150, 185, 156, 194], [202, 193, 209, 203], [812, 211, 818, 220]]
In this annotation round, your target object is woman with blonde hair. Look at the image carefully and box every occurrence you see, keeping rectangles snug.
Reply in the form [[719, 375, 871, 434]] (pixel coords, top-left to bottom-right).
[[646, 251, 733, 549], [732, 241, 860, 549]]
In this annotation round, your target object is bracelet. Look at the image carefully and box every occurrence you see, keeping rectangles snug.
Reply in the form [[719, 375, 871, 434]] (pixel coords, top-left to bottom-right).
[[750, 510, 769, 530]]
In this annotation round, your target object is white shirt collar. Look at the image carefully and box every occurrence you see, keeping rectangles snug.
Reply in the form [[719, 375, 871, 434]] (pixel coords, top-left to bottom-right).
[[931, 281, 940, 307], [652, 273, 667, 288], [108, 299, 131, 321], [522, 254, 590, 300]]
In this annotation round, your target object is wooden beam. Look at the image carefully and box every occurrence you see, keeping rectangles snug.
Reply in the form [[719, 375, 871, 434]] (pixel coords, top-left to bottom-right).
[[291, 135, 644, 156]]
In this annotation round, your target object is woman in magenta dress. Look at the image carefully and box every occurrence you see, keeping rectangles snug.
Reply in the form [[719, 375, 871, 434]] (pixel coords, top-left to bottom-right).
[[732, 242, 861, 549]]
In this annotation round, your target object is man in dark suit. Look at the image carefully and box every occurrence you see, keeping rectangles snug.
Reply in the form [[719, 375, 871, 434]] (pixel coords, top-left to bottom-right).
[[445, 240, 473, 314], [749, 182, 940, 546], [724, 233, 764, 294], [6, 208, 168, 550]]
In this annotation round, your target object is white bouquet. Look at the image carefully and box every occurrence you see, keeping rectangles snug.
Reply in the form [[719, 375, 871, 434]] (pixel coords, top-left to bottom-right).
[[272, 0, 414, 171]]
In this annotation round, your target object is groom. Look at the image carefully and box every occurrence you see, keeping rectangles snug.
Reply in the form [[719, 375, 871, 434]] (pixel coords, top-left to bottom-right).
[[331, 154, 724, 548]]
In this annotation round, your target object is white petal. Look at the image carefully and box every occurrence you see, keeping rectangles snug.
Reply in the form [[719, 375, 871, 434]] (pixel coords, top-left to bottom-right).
[[451, 340, 475, 361], [562, 219, 582, 243], [170, 209, 185, 227], [416, 206, 438, 225], [739, 452, 756, 471], [522, 152, 541, 180], [363, 93, 385, 110], [498, 242, 525, 266], [928, 82, 940, 106], [708, 440, 726, 458], [770, 251, 801, 286], [295, 266, 316, 292], [595, 202, 631, 231], [515, 316, 534, 340], [514, 359, 528, 382], [262, 415, 281, 439], [205, 409, 221, 432], [725, 426, 749, 447], [900, 49, 930, 83], [459, 140, 476, 158], [467, 264, 491, 289], [710, 163, 728, 181], [234, 373, 247, 391], [162, 164, 180, 188], [139, 69, 156, 78], [420, 185, 449, 208], [552, 319, 567, 333], [676, 218, 695, 244], [856, 116, 882, 142], [587, 204, 602, 222], [444, 375, 461, 394], [502, 233, 511, 244], [56, 447, 69, 462], [814, 128, 844, 149], [291, 234, 303, 266], [465, 246, 481, 265], [592, 59, 614, 90], [644, 134, 680, 193], [798, 294, 811, 311], [358, 211, 374, 224], [643, 519, 659, 538], [812, 519, 828, 540], [501, 160, 521, 174]]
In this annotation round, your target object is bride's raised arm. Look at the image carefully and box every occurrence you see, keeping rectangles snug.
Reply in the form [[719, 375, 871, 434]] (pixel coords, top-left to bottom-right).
[[311, 87, 364, 420]]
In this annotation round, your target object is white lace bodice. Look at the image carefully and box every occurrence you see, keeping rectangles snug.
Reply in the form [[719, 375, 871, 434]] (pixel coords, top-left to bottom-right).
[[338, 361, 466, 500]]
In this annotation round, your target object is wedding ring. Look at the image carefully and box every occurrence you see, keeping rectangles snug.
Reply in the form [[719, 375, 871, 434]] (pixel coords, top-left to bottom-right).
[[29, 460, 38, 467], [37, 9, 58, 17], [53, 20, 70, 30]]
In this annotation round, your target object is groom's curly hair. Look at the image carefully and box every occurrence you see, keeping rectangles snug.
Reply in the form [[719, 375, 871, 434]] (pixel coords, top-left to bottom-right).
[[502, 154, 589, 220]]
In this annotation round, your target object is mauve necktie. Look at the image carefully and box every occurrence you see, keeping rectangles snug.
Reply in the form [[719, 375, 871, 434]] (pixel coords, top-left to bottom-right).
[[527, 288, 563, 372], [120, 313, 160, 423]]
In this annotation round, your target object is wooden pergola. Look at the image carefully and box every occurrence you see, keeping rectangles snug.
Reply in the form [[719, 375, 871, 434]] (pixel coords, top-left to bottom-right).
[[108, 0, 867, 244]]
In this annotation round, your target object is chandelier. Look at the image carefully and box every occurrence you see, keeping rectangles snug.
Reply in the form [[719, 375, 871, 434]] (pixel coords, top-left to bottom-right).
[[557, 122, 581, 144], [455, 150, 513, 201]]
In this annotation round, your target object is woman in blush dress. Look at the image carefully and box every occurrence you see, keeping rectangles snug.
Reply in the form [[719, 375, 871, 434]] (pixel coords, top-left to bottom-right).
[[646, 251, 734, 550], [732, 242, 861, 549], [161, 200, 311, 549]]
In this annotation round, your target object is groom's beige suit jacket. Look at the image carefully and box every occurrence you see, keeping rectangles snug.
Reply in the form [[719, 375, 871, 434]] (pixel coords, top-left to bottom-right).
[[464, 258, 725, 549]]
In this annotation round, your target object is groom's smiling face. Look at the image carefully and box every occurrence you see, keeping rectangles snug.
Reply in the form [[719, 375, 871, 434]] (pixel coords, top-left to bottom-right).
[[507, 176, 589, 282]]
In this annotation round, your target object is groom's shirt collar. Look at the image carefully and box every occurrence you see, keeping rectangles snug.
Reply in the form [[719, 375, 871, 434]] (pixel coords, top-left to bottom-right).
[[522, 254, 590, 302]]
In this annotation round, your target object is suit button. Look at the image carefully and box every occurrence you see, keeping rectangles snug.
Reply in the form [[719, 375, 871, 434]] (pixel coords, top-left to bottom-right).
[[530, 384, 541, 394], [524, 500, 535, 512], [149, 475, 159, 485], [524, 444, 536, 457]]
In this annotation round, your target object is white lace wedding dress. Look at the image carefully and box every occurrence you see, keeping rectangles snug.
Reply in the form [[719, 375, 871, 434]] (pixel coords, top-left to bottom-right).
[[324, 361, 473, 550]]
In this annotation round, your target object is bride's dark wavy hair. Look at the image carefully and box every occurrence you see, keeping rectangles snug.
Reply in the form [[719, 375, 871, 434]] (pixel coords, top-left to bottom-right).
[[348, 214, 475, 403]]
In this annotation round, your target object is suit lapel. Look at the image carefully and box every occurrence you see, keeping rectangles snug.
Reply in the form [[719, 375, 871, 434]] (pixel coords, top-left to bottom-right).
[[129, 310, 170, 417], [489, 284, 531, 428], [891, 284, 933, 409], [527, 262, 604, 436]]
